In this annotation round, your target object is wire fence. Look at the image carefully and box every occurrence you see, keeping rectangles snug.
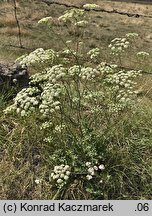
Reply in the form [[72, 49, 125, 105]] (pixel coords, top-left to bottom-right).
[[42, 0, 152, 19]]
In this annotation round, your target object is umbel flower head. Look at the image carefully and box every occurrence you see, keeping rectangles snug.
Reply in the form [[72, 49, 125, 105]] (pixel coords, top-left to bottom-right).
[[58, 9, 85, 23], [126, 32, 139, 39], [108, 37, 130, 56], [108, 33, 139, 56], [39, 83, 61, 117], [4, 87, 40, 116], [87, 48, 100, 59], [75, 20, 88, 28], [16, 48, 56, 67], [38, 16, 53, 25], [85, 162, 105, 182], [137, 51, 150, 59], [50, 164, 71, 186], [83, 4, 100, 10]]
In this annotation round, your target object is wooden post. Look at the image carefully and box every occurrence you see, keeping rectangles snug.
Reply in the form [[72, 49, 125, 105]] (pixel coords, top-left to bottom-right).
[[13, 0, 23, 48]]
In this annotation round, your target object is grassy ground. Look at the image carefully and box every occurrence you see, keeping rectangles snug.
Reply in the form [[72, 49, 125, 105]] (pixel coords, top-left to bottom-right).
[[0, 0, 152, 199]]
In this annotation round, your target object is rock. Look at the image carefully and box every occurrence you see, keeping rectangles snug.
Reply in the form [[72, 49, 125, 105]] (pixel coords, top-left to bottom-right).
[[0, 63, 29, 94]]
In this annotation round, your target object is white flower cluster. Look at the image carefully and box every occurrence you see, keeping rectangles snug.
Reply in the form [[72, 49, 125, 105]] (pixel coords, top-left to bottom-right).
[[68, 65, 81, 77], [50, 164, 71, 185], [12, 78, 17, 83], [97, 62, 118, 74], [61, 49, 71, 55], [40, 121, 53, 130], [84, 91, 104, 103], [29, 73, 48, 86], [54, 124, 66, 133], [126, 32, 139, 39], [66, 40, 72, 44], [4, 104, 16, 115], [44, 65, 66, 83], [5, 64, 65, 117], [39, 83, 61, 116], [85, 162, 105, 180], [38, 16, 53, 25], [62, 57, 71, 65], [87, 48, 100, 60], [60, 49, 77, 58], [58, 9, 85, 23], [108, 103, 124, 114], [43, 135, 53, 143], [35, 179, 42, 184], [89, 105, 103, 114], [109, 37, 130, 56], [83, 4, 100, 10], [16, 48, 56, 66], [75, 20, 88, 28], [80, 67, 100, 80], [30, 64, 66, 86], [105, 69, 141, 106], [137, 51, 150, 59], [5, 87, 40, 116]]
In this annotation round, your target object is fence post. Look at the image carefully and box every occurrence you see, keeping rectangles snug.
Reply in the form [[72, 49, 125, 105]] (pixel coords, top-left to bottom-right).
[[13, 0, 23, 48]]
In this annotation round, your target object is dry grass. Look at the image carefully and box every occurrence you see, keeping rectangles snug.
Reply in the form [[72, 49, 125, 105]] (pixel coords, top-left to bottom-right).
[[0, 1, 12, 10], [0, 0, 151, 54], [137, 75, 152, 100], [0, 0, 151, 79], [0, 27, 30, 36], [0, 14, 16, 27]]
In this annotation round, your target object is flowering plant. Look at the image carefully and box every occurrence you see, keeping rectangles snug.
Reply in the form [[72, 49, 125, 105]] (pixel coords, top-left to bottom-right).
[[4, 4, 149, 199]]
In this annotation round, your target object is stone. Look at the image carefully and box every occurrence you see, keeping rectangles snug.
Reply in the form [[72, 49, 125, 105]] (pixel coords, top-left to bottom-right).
[[0, 62, 29, 94]]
